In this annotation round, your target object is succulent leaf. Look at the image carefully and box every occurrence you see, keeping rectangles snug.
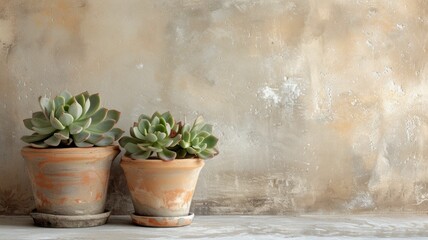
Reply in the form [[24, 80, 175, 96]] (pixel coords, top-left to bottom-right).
[[21, 133, 50, 143], [75, 118, 92, 129], [196, 131, 210, 138], [124, 143, 140, 153], [87, 133, 103, 144], [91, 108, 108, 124], [182, 131, 191, 142], [138, 114, 151, 122], [138, 119, 150, 133], [75, 93, 86, 110], [158, 138, 173, 146], [32, 111, 46, 119], [156, 132, 167, 141], [69, 101, 83, 120], [83, 98, 90, 115], [73, 131, 90, 143], [107, 110, 120, 122], [59, 113, 74, 126], [137, 143, 150, 151], [170, 134, 181, 146], [182, 124, 191, 133], [202, 135, 218, 148], [31, 117, 50, 128], [162, 112, 174, 126], [151, 116, 160, 126], [148, 146, 163, 153], [131, 126, 145, 139], [31, 142, 49, 148], [179, 140, 190, 149], [194, 116, 204, 126], [23, 119, 34, 130], [119, 136, 141, 146], [39, 96, 51, 117], [154, 125, 167, 133], [158, 148, 176, 160], [50, 113, 65, 130], [33, 126, 56, 135], [54, 129, 69, 140], [201, 124, 213, 133], [105, 128, 125, 141], [85, 94, 100, 117], [197, 149, 214, 159], [186, 147, 198, 155], [59, 90, 72, 102], [54, 96, 65, 109], [55, 106, 65, 118], [86, 119, 115, 133], [145, 133, 158, 143], [69, 124, 83, 134], [44, 135, 61, 146], [94, 136, 114, 146]]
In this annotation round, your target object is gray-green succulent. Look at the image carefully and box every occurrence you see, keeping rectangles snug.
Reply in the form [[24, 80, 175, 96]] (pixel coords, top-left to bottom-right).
[[21, 90, 124, 148], [119, 112, 181, 160], [119, 112, 218, 161], [177, 116, 218, 159]]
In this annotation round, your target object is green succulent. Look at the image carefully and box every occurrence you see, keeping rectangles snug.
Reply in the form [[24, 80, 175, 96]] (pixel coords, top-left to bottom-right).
[[177, 116, 218, 159], [21, 90, 124, 148], [119, 112, 181, 160], [119, 112, 219, 161]]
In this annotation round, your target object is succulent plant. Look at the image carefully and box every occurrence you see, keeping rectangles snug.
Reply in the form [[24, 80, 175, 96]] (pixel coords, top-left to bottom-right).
[[21, 90, 124, 148], [177, 116, 218, 159], [119, 112, 181, 160], [119, 112, 218, 161]]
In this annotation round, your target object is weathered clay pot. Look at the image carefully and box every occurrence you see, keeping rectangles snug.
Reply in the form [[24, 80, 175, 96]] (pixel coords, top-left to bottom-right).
[[21, 146, 120, 215], [120, 156, 204, 218]]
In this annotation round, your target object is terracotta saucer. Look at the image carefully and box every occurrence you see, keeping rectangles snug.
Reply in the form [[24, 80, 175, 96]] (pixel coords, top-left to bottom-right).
[[130, 212, 194, 227], [30, 210, 111, 228]]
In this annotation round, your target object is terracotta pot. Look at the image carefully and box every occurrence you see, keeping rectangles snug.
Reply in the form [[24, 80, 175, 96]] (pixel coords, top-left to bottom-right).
[[120, 156, 204, 217], [21, 146, 120, 215]]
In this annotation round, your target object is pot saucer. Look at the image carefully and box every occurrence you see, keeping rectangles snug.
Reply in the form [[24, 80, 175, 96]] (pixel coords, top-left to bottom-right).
[[130, 212, 194, 227], [30, 210, 111, 228]]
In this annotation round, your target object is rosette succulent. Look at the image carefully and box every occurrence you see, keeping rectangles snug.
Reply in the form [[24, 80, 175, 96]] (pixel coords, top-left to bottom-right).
[[177, 116, 218, 159], [21, 90, 124, 148], [119, 112, 218, 161], [119, 112, 181, 160]]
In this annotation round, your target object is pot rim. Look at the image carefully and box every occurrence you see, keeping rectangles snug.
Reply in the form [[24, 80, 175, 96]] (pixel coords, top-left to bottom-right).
[[121, 155, 204, 169], [21, 145, 120, 154]]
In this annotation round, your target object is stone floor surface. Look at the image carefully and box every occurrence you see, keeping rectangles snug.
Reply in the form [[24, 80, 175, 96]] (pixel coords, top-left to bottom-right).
[[1, 215, 428, 239]]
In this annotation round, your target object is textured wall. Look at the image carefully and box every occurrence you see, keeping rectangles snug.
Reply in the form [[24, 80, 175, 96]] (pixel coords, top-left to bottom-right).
[[1, 0, 428, 215]]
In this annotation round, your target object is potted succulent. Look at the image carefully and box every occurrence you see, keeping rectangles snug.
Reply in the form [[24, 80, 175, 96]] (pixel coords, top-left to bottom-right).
[[119, 112, 218, 227], [20, 90, 123, 228]]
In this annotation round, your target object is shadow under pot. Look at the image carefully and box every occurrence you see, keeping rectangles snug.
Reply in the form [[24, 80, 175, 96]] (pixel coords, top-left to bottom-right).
[[120, 156, 204, 227], [21, 146, 120, 228]]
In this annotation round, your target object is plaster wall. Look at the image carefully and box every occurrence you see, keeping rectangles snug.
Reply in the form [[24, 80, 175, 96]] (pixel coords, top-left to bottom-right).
[[1, 0, 428, 214]]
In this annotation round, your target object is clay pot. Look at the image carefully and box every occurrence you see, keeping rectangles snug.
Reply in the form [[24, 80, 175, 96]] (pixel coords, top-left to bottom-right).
[[120, 156, 204, 217], [21, 146, 120, 215]]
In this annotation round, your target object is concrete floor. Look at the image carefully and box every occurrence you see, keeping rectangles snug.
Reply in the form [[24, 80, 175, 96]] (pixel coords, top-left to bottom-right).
[[1, 215, 428, 239]]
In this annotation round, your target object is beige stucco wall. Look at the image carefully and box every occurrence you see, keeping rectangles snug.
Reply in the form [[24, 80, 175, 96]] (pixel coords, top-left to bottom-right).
[[1, 0, 428, 214]]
